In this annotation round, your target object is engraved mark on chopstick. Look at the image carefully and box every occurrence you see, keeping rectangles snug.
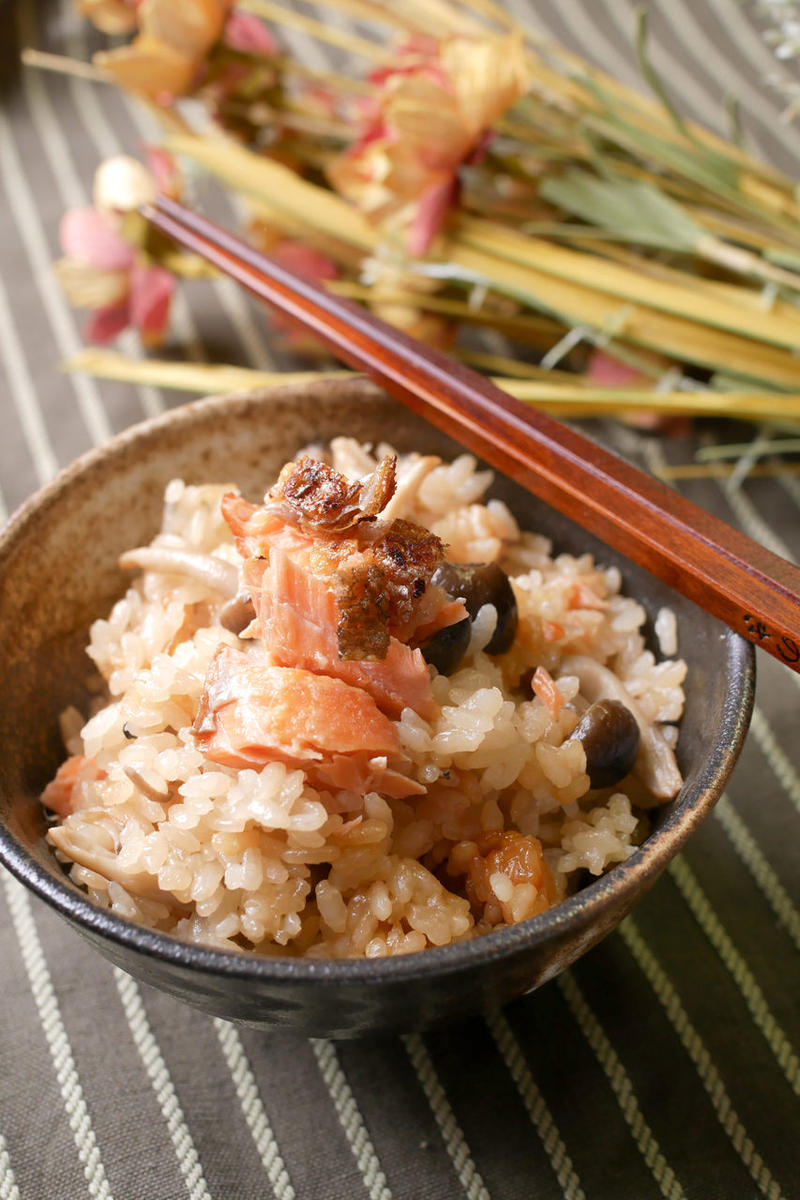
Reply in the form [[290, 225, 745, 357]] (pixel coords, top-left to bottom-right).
[[740, 614, 800, 663]]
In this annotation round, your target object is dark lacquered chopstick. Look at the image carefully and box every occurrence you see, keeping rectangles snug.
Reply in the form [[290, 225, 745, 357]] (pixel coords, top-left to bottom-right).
[[143, 192, 800, 673]]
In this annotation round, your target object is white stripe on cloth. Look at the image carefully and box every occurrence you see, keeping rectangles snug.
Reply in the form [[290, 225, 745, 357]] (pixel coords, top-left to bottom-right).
[[714, 793, 800, 955], [644, 0, 800, 159], [402, 1033, 491, 1200], [539, 0, 641, 89], [213, 1020, 296, 1200], [113, 970, 212, 1200], [0, 1123, 21, 1200], [0, 272, 59, 485], [611, 422, 800, 1100], [750, 707, 800, 819], [0, 107, 111, 447], [668, 857, 800, 1099], [17, 3, 165, 422], [11, 31, 215, 1192], [484, 1010, 585, 1200], [619, 916, 787, 1200], [598, 0, 769, 153], [775, 470, 800, 515], [557, 971, 686, 1200], [310, 1039, 392, 1200], [629, 430, 800, 720], [1, 873, 113, 1200], [723, 481, 794, 565]]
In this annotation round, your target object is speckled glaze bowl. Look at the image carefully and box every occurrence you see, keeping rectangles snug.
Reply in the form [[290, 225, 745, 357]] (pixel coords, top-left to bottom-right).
[[0, 378, 754, 1037]]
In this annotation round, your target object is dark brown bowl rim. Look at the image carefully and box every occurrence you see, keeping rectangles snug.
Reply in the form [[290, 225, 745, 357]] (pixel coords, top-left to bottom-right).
[[0, 387, 756, 985]]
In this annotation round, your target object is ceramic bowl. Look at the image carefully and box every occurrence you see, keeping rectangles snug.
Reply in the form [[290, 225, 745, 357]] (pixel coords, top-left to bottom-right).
[[0, 377, 754, 1036]]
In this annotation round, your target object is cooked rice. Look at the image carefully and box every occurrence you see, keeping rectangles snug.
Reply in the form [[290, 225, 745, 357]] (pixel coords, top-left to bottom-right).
[[43, 439, 687, 958]]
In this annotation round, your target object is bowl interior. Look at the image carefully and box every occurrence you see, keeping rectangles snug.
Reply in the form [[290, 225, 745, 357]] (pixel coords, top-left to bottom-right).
[[0, 378, 755, 1030]]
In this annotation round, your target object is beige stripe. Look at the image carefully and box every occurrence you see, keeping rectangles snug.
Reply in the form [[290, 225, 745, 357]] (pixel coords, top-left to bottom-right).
[[714, 793, 800, 953], [651, 0, 800, 156], [601, 0, 770, 153], [629, 431, 800, 701], [619, 916, 786, 1200], [706, 0, 800, 95], [0, 486, 8, 525], [557, 972, 685, 1199], [212, 1020, 295, 1199], [113, 969, 212, 1200], [484, 1010, 585, 1200], [0, 272, 59, 484], [724, 480, 795, 562], [610, 421, 800, 1111], [20, 3, 165, 421], [774, 469, 800, 513], [535, 0, 641, 88], [0, 1124, 21, 1200], [310, 1039, 392, 1200], [0, 108, 111, 446], [617, 422, 794, 563], [668, 856, 800, 1098], [750, 707, 800, 818], [1, 873, 113, 1199], [402, 1033, 490, 1200]]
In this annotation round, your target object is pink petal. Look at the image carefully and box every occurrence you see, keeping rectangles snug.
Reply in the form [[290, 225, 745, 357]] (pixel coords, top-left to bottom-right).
[[271, 241, 338, 283], [585, 349, 647, 386], [142, 146, 179, 198], [60, 208, 134, 270], [84, 301, 131, 344], [407, 175, 459, 257], [128, 264, 174, 342], [223, 11, 278, 55]]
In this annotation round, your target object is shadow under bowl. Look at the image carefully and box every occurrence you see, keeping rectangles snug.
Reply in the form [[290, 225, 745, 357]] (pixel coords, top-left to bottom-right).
[[0, 378, 754, 1037]]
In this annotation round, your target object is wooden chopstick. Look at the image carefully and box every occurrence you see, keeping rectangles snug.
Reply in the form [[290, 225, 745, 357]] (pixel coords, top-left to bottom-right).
[[143, 193, 800, 674]]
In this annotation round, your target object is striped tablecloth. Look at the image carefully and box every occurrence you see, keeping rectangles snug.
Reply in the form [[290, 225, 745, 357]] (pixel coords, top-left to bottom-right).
[[2, 3, 800, 1197]]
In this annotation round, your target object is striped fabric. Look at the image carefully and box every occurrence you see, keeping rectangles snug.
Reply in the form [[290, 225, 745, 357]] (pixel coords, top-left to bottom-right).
[[1, 2, 800, 1197]]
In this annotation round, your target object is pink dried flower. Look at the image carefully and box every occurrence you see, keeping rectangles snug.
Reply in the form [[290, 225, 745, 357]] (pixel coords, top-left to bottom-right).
[[328, 32, 529, 255], [223, 11, 278, 55], [55, 205, 175, 346]]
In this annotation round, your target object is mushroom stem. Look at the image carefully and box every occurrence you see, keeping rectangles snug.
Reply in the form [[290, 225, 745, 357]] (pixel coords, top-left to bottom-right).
[[118, 547, 239, 597]]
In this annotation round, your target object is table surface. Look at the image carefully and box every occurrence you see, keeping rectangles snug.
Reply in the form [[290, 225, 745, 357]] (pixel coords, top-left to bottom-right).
[[3, 2, 800, 1198]]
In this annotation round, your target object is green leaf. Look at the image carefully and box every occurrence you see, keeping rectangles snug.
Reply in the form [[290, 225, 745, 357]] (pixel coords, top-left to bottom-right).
[[539, 169, 701, 251]]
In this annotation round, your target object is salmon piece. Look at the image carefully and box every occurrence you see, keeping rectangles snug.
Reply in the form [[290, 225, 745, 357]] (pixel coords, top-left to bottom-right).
[[253, 548, 437, 719], [222, 493, 309, 560], [223, 490, 439, 719], [194, 645, 424, 799], [41, 753, 97, 818]]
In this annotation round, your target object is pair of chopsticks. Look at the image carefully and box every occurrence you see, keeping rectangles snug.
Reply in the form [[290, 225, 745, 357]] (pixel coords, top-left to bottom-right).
[[144, 194, 800, 675]]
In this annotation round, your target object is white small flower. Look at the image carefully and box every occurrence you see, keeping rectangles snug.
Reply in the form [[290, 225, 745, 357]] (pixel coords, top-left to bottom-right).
[[93, 155, 156, 215]]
